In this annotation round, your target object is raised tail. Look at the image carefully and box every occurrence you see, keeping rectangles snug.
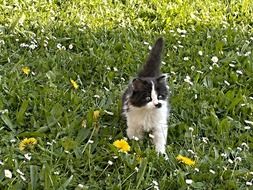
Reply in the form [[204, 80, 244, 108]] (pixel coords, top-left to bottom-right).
[[138, 37, 164, 78]]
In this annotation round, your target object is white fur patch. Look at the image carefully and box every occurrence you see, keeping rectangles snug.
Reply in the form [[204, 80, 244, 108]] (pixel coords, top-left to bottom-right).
[[151, 82, 159, 106], [125, 99, 169, 154]]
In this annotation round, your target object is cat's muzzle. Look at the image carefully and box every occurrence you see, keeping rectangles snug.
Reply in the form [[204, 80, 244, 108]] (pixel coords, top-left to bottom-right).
[[155, 103, 162, 108]]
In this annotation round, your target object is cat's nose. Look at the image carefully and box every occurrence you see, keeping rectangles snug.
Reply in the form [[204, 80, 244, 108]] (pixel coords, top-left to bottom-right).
[[155, 103, 162, 108]]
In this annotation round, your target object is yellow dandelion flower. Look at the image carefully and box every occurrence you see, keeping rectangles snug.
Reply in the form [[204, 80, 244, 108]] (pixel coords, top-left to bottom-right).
[[176, 154, 195, 166], [93, 110, 100, 121], [70, 79, 78, 89], [19, 137, 37, 151], [22, 67, 30, 75], [113, 139, 130, 153]]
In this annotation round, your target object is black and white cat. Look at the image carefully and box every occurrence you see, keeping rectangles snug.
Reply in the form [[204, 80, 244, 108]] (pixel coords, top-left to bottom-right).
[[122, 38, 169, 154]]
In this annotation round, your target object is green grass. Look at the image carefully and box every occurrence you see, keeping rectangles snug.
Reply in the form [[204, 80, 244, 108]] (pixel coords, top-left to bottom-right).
[[0, 0, 253, 189]]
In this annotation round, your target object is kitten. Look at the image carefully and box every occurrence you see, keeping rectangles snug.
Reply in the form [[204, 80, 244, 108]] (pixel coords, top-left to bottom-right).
[[122, 37, 169, 154]]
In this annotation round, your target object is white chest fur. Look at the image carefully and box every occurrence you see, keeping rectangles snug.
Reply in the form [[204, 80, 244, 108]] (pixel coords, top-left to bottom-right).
[[125, 100, 169, 154], [126, 101, 168, 132]]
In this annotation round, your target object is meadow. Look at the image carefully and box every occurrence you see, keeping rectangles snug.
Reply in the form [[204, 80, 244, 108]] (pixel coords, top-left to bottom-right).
[[0, 0, 253, 189]]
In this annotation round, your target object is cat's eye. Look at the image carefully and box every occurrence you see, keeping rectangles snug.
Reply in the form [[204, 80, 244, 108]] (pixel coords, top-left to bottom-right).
[[158, 95, 163, 100], [145, 96, 151, 102]]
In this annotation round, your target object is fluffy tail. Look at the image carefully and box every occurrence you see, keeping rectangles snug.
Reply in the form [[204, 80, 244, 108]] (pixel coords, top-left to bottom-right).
[[138, 37, 164, 78]]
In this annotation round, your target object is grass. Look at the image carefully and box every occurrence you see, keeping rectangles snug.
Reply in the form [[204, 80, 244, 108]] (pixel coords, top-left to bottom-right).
[[0, 0, 253, 189]]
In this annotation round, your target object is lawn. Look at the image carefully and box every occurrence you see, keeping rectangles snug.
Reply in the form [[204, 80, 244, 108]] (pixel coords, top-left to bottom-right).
[[0, 0, 253, 189]]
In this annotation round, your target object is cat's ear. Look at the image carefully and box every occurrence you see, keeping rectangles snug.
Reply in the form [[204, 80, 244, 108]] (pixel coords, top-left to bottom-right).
[[132, 78, 146, 91], [156, 74, 167, 84]]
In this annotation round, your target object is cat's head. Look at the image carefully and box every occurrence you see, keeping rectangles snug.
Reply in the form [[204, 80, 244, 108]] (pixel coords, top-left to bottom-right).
[[129, 74, 168, 109]]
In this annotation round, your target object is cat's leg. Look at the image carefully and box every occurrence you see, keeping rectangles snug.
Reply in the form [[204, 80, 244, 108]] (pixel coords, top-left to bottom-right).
[[126, 124, 144, 140], [152, 124, 168, 154]]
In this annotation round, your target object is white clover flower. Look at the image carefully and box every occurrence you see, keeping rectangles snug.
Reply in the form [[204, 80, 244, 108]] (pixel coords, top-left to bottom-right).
[[108, 160, 113, 165], [186, 179, 193, 184], [236, 70, 243, 75], [211, 56, 218, 63], [212, 63, 219, 67], [29, 44, 37, 50], [246, 182, 253, 186], [234, 157, 242, 162], [224, 80, 230, 86], [177, 28, 187, 34], [94, 95, 100, 98], [241, 142, 249, 148], [20, 43, 29, 48], [4, 169, 12, 179], [244, 126, 251, 130], [173, 45, 177, 50], [10, 139, 16, 143], [16, 169, 24, 176], [236, 52, 242, 56], [152, 180, 159, 186], [183, 57, 189, 61], [177, 28, 182, 33], [56, 43, 62, 49], [20, 175, 26, 181], [24, 153, 32, 161], [104, 87, 109, 92], [202, 137, 209, 144], [187, 149, 195, 155], [245, 120, 253, 126], [196, 70, 204, 74], [184, 75, 193, 85], [69, 44, 73, 49], [78, 184, 84, 188], [198, 50, 203, 56], [245, 51, 251, 56]]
